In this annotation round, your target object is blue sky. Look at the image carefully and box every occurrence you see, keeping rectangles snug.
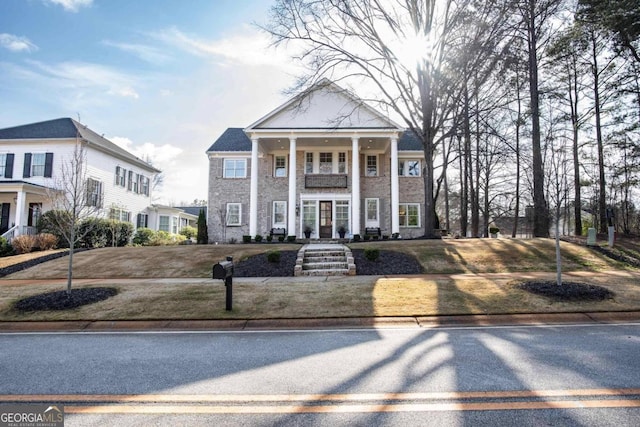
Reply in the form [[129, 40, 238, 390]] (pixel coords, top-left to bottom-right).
[[0, 0, 296, 204]]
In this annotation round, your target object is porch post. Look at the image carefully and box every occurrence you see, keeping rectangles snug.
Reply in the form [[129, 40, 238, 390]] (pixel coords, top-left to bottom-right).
[[351, 136, 360, 236], [249, 138, 259, 237], [390, 136, 400, 234], [287, 137, 297, 237], [15, 190, 26, 234]]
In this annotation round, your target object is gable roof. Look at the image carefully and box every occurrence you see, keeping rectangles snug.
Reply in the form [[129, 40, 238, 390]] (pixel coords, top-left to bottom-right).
[[0, 118, 161, 173], [246, 79, 404, 131]]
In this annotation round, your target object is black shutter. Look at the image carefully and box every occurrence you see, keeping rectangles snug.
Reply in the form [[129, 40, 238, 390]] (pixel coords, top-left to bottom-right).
[[0, 203, 10, 233], [23, 153, 32, 178], [4, 154, 13, 178], [44, 153, 54, 177]]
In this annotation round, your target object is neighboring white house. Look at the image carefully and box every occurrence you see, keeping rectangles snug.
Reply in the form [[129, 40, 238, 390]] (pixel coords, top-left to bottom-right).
[[0, 117, 176, 241], [206, 79, 426, 242]]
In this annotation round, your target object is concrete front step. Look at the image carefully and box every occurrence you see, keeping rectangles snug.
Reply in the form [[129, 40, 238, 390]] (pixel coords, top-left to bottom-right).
[[302, 262, 349, 270], [294, 243, 357, 276], [297, 268, 352, 276]]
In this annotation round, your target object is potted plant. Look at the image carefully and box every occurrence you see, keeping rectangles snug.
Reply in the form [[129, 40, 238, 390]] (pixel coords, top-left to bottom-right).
[[338, 225, 347, 239], [304, 225, 312, 239]]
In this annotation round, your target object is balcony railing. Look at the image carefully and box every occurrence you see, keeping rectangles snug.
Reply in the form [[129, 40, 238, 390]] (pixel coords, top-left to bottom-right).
[[305, 174, 348, 189]]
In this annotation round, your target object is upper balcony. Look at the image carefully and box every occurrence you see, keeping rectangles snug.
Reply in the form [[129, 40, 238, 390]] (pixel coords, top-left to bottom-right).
[[305, 174, 348, 189]]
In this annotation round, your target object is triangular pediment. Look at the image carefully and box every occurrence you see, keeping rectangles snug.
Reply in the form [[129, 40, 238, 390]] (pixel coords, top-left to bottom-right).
[[247, 80, 402, 131]]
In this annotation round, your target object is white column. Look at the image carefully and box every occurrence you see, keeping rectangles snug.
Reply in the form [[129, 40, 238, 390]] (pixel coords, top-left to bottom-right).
[[15, 190, 26, 233], [351, 136, 360, 236], [390, 136, 400, 234], [287, 137, 297, 237], [249, 138, 259, 237]]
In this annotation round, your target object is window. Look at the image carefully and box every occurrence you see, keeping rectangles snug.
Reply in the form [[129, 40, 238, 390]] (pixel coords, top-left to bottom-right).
[[274, 156, 287, 177], [399, 160, 421, 176], [137, 213, 148, 228], [0, 154, 5, 177], [273, 201, 286, 227], [366, 198, 379, 224], [31, 153, 46, 176], [223, 159, 247, 178], [226, 203, 242, 226], [319, 152, 333, 174], [115, 166, 126, 186], [132, 173, 139, 193], [302, 200, 317, 232], [399, 203, 420, 227], [141, 176, 150, 196], [338, 152, 346, 174], [366, 155, 378, 176], [159, 215, 170, 232], [86, 178, 103, 208], [305, 153, 314, 174], [109, 207, 131, 222], [335, 200, 349, 232]]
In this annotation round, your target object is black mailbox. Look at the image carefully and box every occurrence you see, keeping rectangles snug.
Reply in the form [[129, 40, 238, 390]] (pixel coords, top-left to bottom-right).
[[213, 259, 233, 279], [212, 256, 234, 311]]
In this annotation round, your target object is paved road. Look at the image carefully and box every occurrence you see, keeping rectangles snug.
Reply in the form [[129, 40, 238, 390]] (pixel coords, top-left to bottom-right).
[[1, 323, 639, 426]]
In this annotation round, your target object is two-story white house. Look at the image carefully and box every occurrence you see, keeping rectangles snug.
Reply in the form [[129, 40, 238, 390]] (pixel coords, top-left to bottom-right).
[[0, 117, 192, 241], [206, 80, 426, 242]]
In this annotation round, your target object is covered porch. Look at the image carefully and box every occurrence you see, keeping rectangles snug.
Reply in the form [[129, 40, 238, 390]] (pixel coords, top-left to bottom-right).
[[0, 182, 50, 242]]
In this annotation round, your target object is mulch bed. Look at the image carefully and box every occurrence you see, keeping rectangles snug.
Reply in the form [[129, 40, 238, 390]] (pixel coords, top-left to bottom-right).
[[14, 287, 118, 312], [515, 281, 615, 301], [232, 249, 423, 277]]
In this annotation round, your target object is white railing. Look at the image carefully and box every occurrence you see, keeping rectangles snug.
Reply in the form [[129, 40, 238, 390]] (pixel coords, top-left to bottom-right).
[[1, 225, 37, 242]]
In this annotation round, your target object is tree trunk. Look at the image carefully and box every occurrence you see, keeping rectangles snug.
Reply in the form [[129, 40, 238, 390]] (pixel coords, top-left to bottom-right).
[[527, 0, 549, 237], [591, 33, 607, 234]]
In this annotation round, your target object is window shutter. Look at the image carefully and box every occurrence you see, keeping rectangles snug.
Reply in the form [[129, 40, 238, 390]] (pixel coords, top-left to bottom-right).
[[44, 153, 54, 177], [115, 166, 120, 185], [4, 154, 13, 178], [23, 153, 32, 178]]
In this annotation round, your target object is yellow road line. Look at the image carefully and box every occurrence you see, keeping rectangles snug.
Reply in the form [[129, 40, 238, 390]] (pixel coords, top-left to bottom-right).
[[63, 399, 640, 414], [3, 388, 640, 404]]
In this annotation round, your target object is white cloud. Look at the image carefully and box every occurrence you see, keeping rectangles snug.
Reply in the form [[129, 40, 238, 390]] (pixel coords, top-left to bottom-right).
[[102, 40, 171, 65], [0, 33, 38, 52], [44, 0, 93, 12], [26, 60, 140, 99], [151, 25, 294, 68]]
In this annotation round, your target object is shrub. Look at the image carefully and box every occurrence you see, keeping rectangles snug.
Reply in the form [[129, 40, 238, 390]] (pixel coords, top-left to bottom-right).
[[279, 235, 285, 242], [133, 228, 155, 246], [12, 235, 36, 254], [287, 235, 296, 243], [197, 208, 208, 244], [242, 235, 252, 243], [149, 231, 185, 246], [489, 227, 500, 234], [364, 235, 371, 241], [267, 250, 281, 263], [353, 234, 361, 242], [266, 235, 273, 242], [254, 235, 263, 243], [364, 248, 380, 261], [180, 226, 197, 239], [228, 238, 237, 244], [37, 233, 58, 250], [0, 237, 15, 257]]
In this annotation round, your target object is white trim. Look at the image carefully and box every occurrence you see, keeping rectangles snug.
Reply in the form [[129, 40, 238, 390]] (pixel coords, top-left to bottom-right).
[[287, 138, 297, 236], [223, 158, 247, 179], [390, 137, 399, 234], [365, 198, 380, 228], [226, 203, 242, 226], [272, 200, 287, 228], [273, 154, 288, 177], [249, 139, 259, 236]]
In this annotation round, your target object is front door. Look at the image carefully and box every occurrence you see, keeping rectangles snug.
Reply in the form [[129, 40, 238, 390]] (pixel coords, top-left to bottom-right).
[[0, 203, 9, 234], [319, 201, 332, 238]]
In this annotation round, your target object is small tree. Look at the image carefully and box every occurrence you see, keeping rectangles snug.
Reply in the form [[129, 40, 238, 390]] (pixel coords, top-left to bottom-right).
[[45, 139, 102, 294], [197, 208, 208, 244]]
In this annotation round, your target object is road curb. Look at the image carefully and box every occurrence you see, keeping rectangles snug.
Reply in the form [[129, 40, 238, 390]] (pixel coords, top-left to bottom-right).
[[1, 311, 639, 333]]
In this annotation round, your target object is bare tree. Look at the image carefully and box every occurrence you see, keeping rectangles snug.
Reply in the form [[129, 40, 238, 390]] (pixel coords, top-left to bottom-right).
[[265, 0, 515, 238], [45, 139, 102, 294]]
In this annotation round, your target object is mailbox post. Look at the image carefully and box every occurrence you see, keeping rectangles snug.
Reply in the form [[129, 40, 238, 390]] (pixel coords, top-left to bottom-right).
[[212, 256, 233, 311]]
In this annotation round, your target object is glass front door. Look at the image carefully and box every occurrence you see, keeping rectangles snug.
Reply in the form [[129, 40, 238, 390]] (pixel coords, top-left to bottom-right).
[[319, 201, 332, 238]]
